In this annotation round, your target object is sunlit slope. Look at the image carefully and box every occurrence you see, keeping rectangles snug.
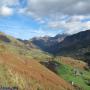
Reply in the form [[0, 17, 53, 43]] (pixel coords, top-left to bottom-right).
[[0, 48, 75, 90], [55, 56, 87, 69], [44, 56, 90, 90], [0, 32, 51, 61]]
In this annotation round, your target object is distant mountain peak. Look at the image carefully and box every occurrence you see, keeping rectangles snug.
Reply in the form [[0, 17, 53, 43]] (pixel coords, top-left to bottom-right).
[[31, 33, 67, 53]]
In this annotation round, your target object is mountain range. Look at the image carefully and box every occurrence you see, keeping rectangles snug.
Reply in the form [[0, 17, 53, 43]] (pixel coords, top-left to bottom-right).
[[31, 30, 90, 64], [31, 34, 67, 54]]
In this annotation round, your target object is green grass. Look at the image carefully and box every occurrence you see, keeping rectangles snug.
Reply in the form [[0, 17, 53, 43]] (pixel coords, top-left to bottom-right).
[[55, 62, 90, 90]]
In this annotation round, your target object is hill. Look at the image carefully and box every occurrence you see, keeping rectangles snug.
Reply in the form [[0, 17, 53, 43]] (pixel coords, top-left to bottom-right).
[[0, 30, 90, 90], [40, 56, 90, 90], [0, 47, 74, 90], [0, 32, 75, 90], [0, 32, 51, 61]]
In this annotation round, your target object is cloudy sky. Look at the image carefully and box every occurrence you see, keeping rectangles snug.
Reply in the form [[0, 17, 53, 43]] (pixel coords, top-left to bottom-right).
[[0, 0, 90, 39]]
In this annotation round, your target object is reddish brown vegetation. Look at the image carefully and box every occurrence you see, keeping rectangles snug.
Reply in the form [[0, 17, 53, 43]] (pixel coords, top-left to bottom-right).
[[0, 51, 75, 90], [58, 57, 87, 69]]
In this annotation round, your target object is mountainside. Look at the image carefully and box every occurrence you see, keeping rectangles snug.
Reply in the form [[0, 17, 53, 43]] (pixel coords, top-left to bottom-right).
[[0, 32, 76, 90], [31, 34, 67, 53], [40, 56, 90, 90], [31, 30, 90, 63], [56, 30, 90, 62], [0, 31, 90, 90], [0, 32, 51, 61]]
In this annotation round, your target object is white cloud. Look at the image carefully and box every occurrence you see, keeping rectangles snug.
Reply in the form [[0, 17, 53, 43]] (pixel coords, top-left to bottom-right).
[[47, 15, 90, 34], [0, 0, 19, 16], [0, 6, 13, 16], [48, 21, 65, 29]]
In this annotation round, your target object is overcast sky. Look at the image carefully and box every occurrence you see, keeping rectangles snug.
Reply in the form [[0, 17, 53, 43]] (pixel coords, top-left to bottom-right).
[[0, 0, 90, 39]]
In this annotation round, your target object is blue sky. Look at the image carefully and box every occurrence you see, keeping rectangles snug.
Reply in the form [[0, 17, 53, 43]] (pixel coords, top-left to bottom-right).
[[0, 0, 90, 39], [0, 14, 62, 39]]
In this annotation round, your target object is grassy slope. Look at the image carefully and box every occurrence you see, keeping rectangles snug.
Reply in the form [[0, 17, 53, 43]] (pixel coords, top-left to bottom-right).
[[0, 47, 75, 90], [54, 57, 90, 90], [0, 32, 51, 61], [0, 32, 75, 90], [1, 32, 90, 90]]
